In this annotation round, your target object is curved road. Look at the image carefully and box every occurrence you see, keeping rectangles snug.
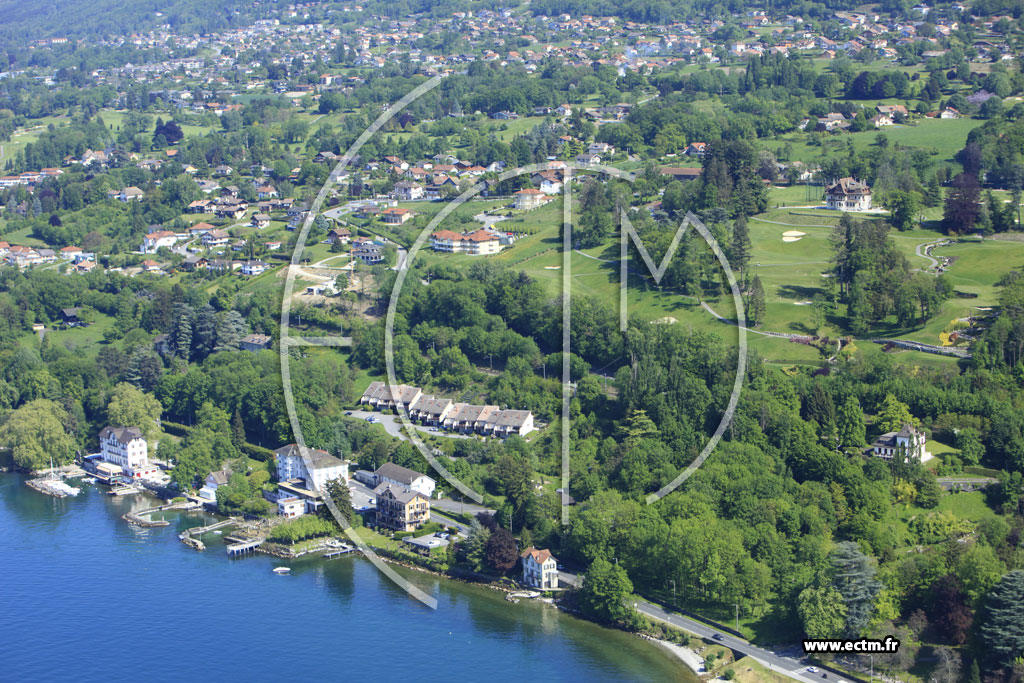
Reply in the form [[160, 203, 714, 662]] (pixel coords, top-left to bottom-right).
[[556, 569, 848, 683], [915, 239, 944, 270]]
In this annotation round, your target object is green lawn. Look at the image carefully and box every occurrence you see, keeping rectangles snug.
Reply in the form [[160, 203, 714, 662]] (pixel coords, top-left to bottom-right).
[[768, 117, 983, 172], [22, 314, 116, 357]]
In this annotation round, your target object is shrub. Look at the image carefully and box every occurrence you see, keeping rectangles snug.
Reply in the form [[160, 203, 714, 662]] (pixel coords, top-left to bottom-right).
[[268, 516, 335, 544]]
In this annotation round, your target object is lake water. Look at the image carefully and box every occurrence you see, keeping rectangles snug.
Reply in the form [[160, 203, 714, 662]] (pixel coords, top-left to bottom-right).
[[0, 474, 691, 682]]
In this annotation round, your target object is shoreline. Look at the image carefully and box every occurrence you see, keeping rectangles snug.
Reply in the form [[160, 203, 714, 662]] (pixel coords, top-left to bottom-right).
[[18, 475, 697, 678], [651, 638, 707, 675]]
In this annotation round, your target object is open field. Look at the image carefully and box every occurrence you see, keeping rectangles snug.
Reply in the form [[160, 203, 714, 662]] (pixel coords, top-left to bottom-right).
[[767, 117, 983, 172]]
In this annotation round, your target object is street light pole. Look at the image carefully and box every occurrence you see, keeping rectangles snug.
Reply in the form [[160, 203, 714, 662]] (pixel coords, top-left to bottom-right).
[[734, 603, 739, 633], [670, 579, 676, 604]]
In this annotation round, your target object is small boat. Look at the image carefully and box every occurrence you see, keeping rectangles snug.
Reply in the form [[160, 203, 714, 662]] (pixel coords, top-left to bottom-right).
[[84, 477, 97, 484], [273, 567, 291, 575]]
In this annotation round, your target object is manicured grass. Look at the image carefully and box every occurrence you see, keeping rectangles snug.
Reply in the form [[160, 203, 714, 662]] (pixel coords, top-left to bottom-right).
[[0, 224, 48, 247], [768, 117, 983, 171], [22, 314, 116, 357], [903, 490, 999, 523], [927, 439, 958, 457]]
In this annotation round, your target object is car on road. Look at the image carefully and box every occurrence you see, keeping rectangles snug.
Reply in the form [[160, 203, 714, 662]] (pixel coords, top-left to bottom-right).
[[713, 634, 724, 641], [807, 667, 819, 673], [428, 427, 438, 432], [345, 411, 353, 416]]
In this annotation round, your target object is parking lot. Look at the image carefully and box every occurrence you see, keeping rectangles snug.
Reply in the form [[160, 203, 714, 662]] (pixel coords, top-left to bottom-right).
[[346, 409, 471, 441]]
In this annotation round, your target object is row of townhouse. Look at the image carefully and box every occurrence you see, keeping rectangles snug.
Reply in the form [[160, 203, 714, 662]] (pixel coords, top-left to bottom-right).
[[359, 382, 535, 437], [429, 229, 504, 255], [0, 168, 63, 189]]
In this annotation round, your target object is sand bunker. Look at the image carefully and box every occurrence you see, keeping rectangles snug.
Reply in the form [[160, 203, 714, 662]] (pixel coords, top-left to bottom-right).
[[543, 266, 561, 270], [652, 316, 678, 324], [782, 236, 803, 242], [793, 301, 813, 306], [783, 230, 806, 237]]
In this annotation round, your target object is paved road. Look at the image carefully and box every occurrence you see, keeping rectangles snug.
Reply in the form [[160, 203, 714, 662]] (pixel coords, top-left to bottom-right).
[[347, 409, 472, 441], [349, 471, 493, 523], [431, 510, 471, 535], [431, 497, 494, 516], [557, 568, 845, 683]]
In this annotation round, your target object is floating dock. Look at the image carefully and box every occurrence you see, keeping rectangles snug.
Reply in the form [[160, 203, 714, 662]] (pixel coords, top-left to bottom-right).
[[323, 544, 356, 559]]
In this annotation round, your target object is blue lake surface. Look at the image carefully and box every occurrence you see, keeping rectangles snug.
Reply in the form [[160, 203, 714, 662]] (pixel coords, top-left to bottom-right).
[[0, 474, 690, 682]]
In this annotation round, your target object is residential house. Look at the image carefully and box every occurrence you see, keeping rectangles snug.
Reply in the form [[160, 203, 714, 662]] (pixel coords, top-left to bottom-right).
[[119, 186, 145, 202], [359, 381, 423, 412], [199, 469, 232, 501], [521, 547, 559, 589], [278, 497, 305, 518], [241, 260, 269, 276], [142, 230, 181, 254], [99, 426, 159, 480], [352, 242, 384, 264], [394, 181, 425, 201], [60, 307, 82, 326], [239, 333, 272, 351], [328, 227, 351, 245], [188, 222, 216, 237], [825, 177, 872, 211], [489, 409, 535, 438], [870, 424, 927, 462], [429, 229, 503, 255], [374, 483, 430, 532], [684, 142, 708, 158], [6, 246, 41, 267], [443, 403, 499, 433], [202, 229, 230, 247], [374, 463, 436, 498], [659, 167, 702, 182], [275, 443, 350, 493], [514, 188, 547, 210], [382, 207, 415, 225], [251, 213, 271, 229], [408, 396, 453, 425], [403, 532, 450, 557]]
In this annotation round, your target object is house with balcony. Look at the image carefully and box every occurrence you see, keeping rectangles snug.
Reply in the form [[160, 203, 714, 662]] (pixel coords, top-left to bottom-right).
[[514, 188, 547, 210], [99, 425, 158, 480], [374, 482, 430, 531], [825, 177, 872, 211], [275, 443, 350, 504], [521, 547, 559, 589], [870, 424, 927, 462]]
